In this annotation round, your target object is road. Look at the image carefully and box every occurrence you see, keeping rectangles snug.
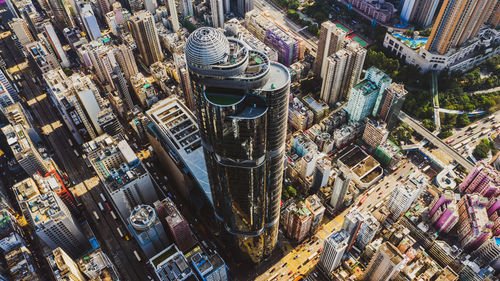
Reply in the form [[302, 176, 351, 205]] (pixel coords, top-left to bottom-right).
[[254, 0, 318, 54], [398, 111, 474, 171], [256, 161, 416, 280], [17, 69, 154, 281]]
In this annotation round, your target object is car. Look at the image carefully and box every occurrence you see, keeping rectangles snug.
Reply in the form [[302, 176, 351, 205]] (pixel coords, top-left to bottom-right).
[[377, 196, 381, 199], [298, 265, 302, 269], [288, 271, 293, 275]]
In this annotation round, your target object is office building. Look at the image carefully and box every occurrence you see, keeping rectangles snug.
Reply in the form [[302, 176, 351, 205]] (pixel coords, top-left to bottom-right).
[[1, 124, 52, 176], [314, 22, 346, 78], [97, 108, 124, 137], [362, 120, 388, 149], [305, 195, 325, 234], [310, 157, 332, 194], [426, 0, 496, 55], [9, 18, 34, 46], [457, 194, 492, 250], [82, 11, 101, 41], [146, 97, 211, 203], [165, 0, 180, 32], [210, 0, 224, 28], [47, 0, 75, 29], [330, 172, 351, 212], [150, 244, 198, 281], [189, 248, 228, 281], [12, 179, 89, 258], [181, 0, 194, 16], [400, 0, 440, 27], [472, 237, 500, 270], [77, 248, 119, 280], [364, 242, 406, 281], [319, 230, 349, 276], [185, 27, 290, 263], [428, 191, 459, 233], [33, 170, 78, 214], [342, 208, 364, 251], [154, 198, 196, 252], [83, 134, 158, 219], [128, 205, 169, 258], [4, 246, 42, 280], [459, 162, 499, 197], [46, 247, 86, 281], [345, 67, 392, 122], [128, 11, 164, 66], [378, 83, 408, 130], [42, 22, 70, 68], [387, 184, 421, 219], [0, 69, 17, 104], [356, 214, 379, 249]]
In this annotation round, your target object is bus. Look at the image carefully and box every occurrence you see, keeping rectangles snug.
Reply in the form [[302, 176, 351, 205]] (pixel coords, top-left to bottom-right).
[[445, 138, 454, 144], [422, 165, 431, 172], [453, 143, 462, 150], [93, 211, 99, 220], [308, 252, 319, 261], [488, 115, 495, 120], [134, 251, 141, 262], [358, 195, 368, 206], [100, 193, 107, 202], [367, 188, 375, 195], [469, 124, 478, 130], [97, 202, 104, 211], [374, 201, 383, 209]]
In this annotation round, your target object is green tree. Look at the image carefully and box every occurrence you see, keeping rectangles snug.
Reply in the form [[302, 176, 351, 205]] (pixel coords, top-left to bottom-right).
[[422, 119, 436, 131], [473, 140, 491, 160], [457, 114, 470, 127]]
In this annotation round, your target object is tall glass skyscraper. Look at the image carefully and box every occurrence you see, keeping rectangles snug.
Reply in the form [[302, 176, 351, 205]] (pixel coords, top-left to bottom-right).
[[185, 27, 290, 263]]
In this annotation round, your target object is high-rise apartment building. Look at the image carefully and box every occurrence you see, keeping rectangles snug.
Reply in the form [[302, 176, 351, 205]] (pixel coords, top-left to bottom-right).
[[128, 11, 164, 66], [305, 195, 326, 234], [330, 172, 351, 212], [47, 0, 75, 29], [235, 0, 254, 17], [154, 198, 196, 252], [387, 184, 421, 219], [83, 134, 158, 219], [364, 242, 406, 281], [356, 214, 379, 249], [185, 27, 290, 263], [115, 44, 139, 80], [128, 205, 169, 258], [378, 83, 408, 130], [429, 191, 459, 233], [314, 21, 346, 78], [400, 0, 440, 27], [210, 0, 224, 28], [459, 162, 499, 198], [319, 230, 349, 276], [457, 194, 492, 250], [26, 41, 60, 73], [471, 237, 500, 270], [181, 0, 194, 16], [42, 22, 70, 68], [12, 180, 89, 258], [362, 120, 388, 149], [426, 0, 496, 55], [128, 0, 144, 12], [345, 67, 391, 122], [282, 202, 313, 242], [167, 0, 180, 32], [342, 208, 364, 251], [488, 1, 500, 28]]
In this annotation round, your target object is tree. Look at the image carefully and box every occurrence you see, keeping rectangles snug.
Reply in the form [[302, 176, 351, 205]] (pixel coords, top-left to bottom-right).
[[422, 119, 436, 132], [438, 131, 453, 139], [287, 186, 297, 197], [457, 114, 470, 127], [473, 140, 490, 160]]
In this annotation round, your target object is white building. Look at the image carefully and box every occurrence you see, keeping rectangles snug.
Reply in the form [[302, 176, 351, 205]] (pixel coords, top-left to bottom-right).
[[330, 172, 351, 211], [364, 242, 406, 281], [167, 0, 180, 32], [210, 0, 224, 28], [386, 184, 421, 219], [82, 11, 102, 41], [356, 214, 379, 249], [319, 230, 349, 276]]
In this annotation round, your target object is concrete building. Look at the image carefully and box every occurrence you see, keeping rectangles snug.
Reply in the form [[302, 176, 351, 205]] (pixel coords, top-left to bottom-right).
[[0, 69, 18, 107], [4, 246, 42, 280], [128, 205, 169, 258], [400, 0, 440, 27], [167, 0, 180, 31], [77, 248, 120, 280], [154, 198, 196, 252], [342, 208, 364, 251], [12, 181, 89, 258], [330, 172, 351, 212], [314, 21, 346, 78], [97, 108, 124, 137], [362, 119, 388, 149], [189, 247, 228, 281], [150, 244, 198, 281], [128, 11, 164, 66], [305, 195, 325, 234], [115, 44, 138, 80], [426, 0, 496, 55], [289, 97, 314, 131], [1, 124, 51, 175], [345, 67, 391, 122], [364, 242, 406, 281], [282, 201, 312, 242], [185, 27, 290, 263], [9, 18, 34, 46], [25, 41, 60, 73], [46, 247, 86, 281], [83, 134, 158, 220], [42, 22, 70, 68], [459, 162, 499, 198], [210, 0, 224, 28], [378, 83, 407, 130], [346, 0, 395, 24], [457, 194, 492, 250], [311, 157, 332, 193], [82, 11, 101, 41], [387, 184, 421, 219], [471, 237, 500, 271], [356, 214, 379, 249], [319, 230, 349, 276]]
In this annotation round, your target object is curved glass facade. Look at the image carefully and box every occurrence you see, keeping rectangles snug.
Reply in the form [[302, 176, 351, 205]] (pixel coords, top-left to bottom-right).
[[186, 28, 290, 263]]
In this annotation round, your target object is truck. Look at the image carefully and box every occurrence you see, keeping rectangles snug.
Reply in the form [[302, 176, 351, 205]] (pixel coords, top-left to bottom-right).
[[100, 193, 107, 202], [117, 227, 124, 238], [97, 202, 104, 211], [93, 211, 99, 220], [73, 149, 79, 157], [469, 124, 478, 130], [134, 251, 141, 262], [110, 211, 117, 220]]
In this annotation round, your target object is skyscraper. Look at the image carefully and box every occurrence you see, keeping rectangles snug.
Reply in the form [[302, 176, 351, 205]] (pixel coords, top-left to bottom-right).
[[378, 83, 408, 130], [314, 22, 346, 78], [330, 172, 351, 212], [128, 205, 169, 258], [319, 230, 349, 276], [459, 162, 499, 197], [488, 1, 500, 28], [356, 214, 379, 249], [128, 11, 164, 66], [345, 67, 391, 122], [167, 0, 180, 32], [364, 242, 405, 281], [210, 0, 224, 28], [82, 11, 101, 41], [426, 0, 496, 55], [236, 0, 254, 16], [185, 27, 290, 263], [9, 18, 34, 46], [115, 44, 139, 80], [400, 0, 440, 27], [42, 22, 70, 67], [342, 208, 364, 251]]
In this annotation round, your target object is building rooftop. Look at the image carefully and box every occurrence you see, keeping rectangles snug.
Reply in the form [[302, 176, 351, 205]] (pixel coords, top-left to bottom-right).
[[78, 248, 120, 281], [129, 205, 156, 231], [150, 244, 196, 280], [146, 97, 211, 202], [188, 247, 226, 280], [380, 242, 405, 265], [5, 246, 41, 281], [1, 124, 36, 161]]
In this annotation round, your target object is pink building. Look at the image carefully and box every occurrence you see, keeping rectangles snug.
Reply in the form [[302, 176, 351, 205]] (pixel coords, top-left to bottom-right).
[[154, 198, 196, 252], [429, 191, 458, 233], [457, 194, 493, 250], [459, 162, 499, 198]]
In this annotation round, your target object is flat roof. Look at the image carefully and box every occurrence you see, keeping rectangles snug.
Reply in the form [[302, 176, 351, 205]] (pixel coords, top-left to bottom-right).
[[261, 62, 290, 92]]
